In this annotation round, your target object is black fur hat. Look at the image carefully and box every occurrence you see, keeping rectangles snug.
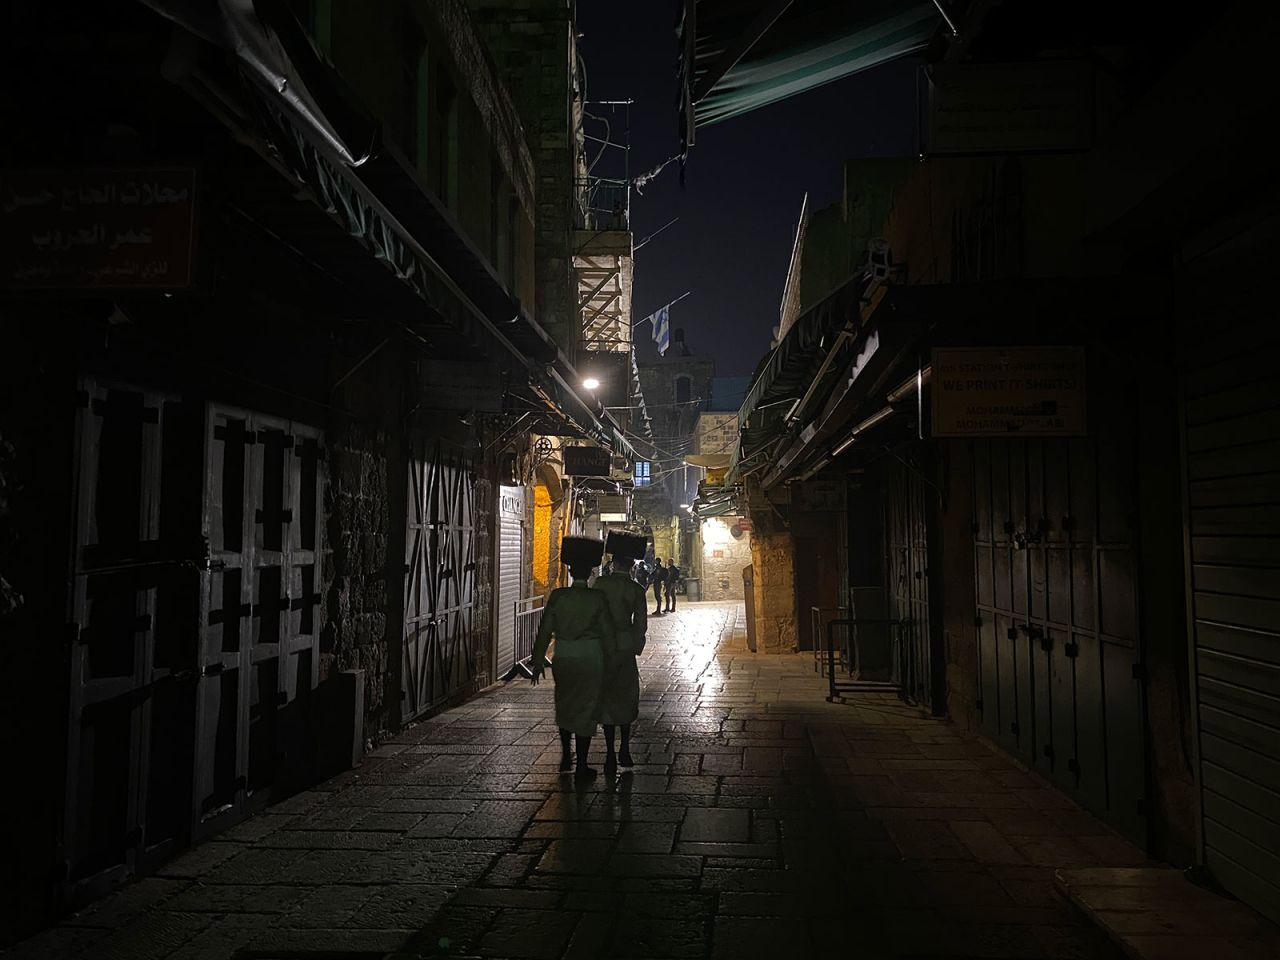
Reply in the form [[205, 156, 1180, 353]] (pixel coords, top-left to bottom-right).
[[605, 531, 647, 563], [560, 536, 605, 569]]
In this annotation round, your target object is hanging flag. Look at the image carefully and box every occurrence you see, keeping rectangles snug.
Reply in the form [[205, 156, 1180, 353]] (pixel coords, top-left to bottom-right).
[[651, 304, 670, 356]]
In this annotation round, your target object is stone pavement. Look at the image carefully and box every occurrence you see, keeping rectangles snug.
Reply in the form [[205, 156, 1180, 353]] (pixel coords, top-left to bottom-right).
[[9, 602, 1139, 960]]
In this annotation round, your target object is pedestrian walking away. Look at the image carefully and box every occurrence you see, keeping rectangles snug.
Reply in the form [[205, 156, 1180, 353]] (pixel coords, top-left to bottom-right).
[[649, 554, 667, 615], [593, 531, 649, 771], [530, 536, 614, 778], [664, 557, 680, 612]]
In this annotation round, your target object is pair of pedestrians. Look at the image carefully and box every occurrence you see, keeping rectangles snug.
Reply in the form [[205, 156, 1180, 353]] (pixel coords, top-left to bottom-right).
[[649, 557, 680, 616], [529, 533, 648, 777]]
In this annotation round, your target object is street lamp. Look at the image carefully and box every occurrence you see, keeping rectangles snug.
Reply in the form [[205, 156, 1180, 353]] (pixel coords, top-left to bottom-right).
[[582, 377, 600, 391]]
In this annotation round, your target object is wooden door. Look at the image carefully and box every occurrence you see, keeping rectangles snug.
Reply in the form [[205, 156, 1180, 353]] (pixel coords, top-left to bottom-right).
[[195, 406, 324, 839], [65, 381, 201, 899], [973, 432, 1145, 842]]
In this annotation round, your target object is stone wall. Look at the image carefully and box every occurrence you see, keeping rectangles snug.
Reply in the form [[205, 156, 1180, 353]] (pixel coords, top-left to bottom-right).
[[744, 480, 796, 654], [324, 420, 392, 738], [700, 517, 751, 601], [465, 0, 579, 354]]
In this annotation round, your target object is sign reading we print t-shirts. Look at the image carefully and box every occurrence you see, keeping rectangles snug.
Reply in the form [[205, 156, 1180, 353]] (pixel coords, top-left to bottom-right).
[[931, 346, 1087, 437]]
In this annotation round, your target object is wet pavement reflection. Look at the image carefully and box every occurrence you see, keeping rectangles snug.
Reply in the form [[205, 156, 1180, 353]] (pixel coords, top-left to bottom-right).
[[13, 602, 1130, 960]]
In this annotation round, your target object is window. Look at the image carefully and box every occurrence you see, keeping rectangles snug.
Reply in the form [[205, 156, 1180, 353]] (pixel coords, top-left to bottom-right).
[[433, 71, 459, 210], [398, 20, 427, 165], [674, 376, 691, 404], [634, 461, 651, 487]]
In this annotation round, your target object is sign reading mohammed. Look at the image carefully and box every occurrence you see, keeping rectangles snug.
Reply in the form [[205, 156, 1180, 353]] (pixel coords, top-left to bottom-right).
[[931, 346, 1086, 437]]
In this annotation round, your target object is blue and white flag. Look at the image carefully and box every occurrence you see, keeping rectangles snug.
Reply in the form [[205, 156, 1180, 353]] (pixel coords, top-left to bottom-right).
[[651, 304, 670, 356]]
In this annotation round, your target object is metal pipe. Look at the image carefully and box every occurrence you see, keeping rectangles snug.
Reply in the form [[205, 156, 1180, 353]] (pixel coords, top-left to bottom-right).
[[886, 365, 932, 404], [830, 405, 896, 457]]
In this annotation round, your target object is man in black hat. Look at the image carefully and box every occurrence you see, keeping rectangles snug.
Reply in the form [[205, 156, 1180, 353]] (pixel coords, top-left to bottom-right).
[[594, 531, 648, 770], [531, 536, 613, 777]]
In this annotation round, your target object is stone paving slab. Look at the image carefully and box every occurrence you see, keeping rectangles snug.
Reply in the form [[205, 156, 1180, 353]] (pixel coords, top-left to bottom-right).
[[1056, 867, 1280, 960], [4, 601, 1191, 959]]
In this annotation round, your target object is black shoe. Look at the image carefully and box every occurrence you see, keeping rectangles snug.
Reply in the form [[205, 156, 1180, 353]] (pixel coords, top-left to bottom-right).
[[559, 754, 573, 773], [604, 754, 618, 774], [574, 765, 597, 780], [618, 749, 634, 768]]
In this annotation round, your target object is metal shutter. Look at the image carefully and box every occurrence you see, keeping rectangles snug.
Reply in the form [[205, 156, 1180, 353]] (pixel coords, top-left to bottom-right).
[[495, 486, 524, 679], [1181, 214, 1280, 921]]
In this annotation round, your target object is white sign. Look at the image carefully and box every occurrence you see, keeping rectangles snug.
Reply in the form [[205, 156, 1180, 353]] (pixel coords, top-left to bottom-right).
[[932, 346, 1086, 437]]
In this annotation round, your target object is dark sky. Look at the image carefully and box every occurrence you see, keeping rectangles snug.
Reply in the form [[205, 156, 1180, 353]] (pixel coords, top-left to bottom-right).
[[576, 3, 921, 378]]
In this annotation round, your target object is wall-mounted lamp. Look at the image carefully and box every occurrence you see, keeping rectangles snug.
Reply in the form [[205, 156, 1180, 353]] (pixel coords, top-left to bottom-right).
[[583, 377, 601, 391]]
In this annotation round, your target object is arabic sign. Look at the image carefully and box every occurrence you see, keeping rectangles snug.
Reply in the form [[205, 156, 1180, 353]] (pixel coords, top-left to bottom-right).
[[1, 168, 197, 289], [931, 346, 1087, 437]]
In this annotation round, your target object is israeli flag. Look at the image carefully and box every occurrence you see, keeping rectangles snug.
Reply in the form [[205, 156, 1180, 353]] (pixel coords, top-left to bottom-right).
[[651, 304, 670, 356]]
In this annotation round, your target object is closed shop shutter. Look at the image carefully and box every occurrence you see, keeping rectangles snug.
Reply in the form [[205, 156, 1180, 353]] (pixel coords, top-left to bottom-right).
[[972, 429, 1145, 843], [495, 486, 524, 679], [1181, 214, 1280, 921], [402, 442, 478, 719]]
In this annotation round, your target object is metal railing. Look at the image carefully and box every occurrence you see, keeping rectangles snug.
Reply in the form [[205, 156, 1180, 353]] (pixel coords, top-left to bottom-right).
[[810, 606, 848, 675], [509, 595, 545, 680], [575, 177, 629, 232], [825, 617, 907, 703]]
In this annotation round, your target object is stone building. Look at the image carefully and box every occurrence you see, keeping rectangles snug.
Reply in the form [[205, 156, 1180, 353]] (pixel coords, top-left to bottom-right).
[[634, 331, 713, 567], [0, 0, 632, 942]]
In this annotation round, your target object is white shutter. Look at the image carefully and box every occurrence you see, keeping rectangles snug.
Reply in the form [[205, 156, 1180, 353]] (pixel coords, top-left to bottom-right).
[[496, 487, 524, 677]]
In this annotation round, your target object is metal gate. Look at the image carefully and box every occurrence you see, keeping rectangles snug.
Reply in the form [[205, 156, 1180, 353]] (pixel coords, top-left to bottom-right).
[[196, 406, 324, 838], [886, 457, 933, 708], [402, 442, 477, 719], [65, 381, 200, 896], [972, 434, 1145, 841], [65, 388, 324, 894], [495, 486, 524, 679], [1180, 219, 1280, 921]]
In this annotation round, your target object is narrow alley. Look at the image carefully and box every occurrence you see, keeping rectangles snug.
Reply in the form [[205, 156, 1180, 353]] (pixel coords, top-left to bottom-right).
[[12, 603, 1138, 960]]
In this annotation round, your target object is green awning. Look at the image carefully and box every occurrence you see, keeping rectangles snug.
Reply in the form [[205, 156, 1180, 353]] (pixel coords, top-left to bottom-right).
[[680, 0, 939, 145]]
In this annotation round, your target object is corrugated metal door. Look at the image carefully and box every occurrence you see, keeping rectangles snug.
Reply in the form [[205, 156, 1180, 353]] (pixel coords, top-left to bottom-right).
[[973, 432, 1145, 842], [1180, 216, 1280, 921], [495, 486, 524, 679], [886, 458, 933, 707], [402, 442, 478, 718], [195, 407, 324, 839]]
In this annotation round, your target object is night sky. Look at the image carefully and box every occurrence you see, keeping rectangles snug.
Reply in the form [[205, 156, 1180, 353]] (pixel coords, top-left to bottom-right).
[[576, 2, 922, 377]]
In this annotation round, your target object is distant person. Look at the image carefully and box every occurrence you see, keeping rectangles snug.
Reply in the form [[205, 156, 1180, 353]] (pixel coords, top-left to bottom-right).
[[649, 557, 667, 616], [531, 536, 614, 778], [632, 559, 649, 588], [664, 558, 680, 612], [593, 532, 649, 771]]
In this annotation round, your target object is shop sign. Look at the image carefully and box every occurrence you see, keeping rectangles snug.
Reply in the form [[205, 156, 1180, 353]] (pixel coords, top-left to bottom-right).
[[1, 167, 198, 289], [932, 346, 1086, 437], [563, 445, 611, 477]]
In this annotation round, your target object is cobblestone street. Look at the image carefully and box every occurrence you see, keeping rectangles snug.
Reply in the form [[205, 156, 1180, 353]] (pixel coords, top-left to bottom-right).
[[11, 602, 1134, 960]]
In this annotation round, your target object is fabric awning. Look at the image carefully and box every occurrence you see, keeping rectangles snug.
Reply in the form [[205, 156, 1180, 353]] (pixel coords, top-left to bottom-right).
[[680, 0, 939, 145], [736, 274, 866, 459]]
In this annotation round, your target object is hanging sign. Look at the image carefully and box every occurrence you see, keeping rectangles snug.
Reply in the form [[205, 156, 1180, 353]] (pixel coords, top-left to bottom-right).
[[563, 445, 611, 477], [931, 346, 1087, 437], [1, 167, 198, 289]]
